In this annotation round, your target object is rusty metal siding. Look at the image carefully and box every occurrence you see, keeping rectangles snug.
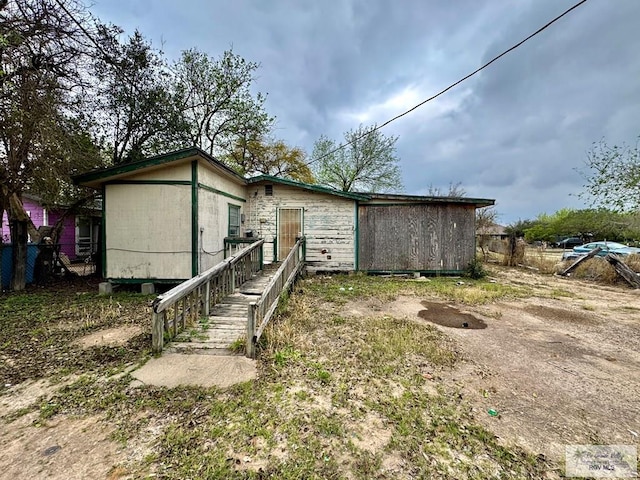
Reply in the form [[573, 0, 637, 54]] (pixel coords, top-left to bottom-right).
[[358, 204, 475, 272]]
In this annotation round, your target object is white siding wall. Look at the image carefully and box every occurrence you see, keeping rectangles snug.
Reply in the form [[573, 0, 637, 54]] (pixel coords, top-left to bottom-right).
[[105, 183, 192, 279], [197, 163, 247, 271], [246, 184, 355, 272]]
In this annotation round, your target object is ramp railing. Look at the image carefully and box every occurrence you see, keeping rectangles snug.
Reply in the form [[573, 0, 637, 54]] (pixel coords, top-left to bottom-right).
[[246, 236, 305, 358], [151, 239, 264, 353]]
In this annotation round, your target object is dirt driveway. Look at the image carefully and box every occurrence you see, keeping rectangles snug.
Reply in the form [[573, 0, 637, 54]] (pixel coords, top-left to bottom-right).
[[369, 268, 640, 462]]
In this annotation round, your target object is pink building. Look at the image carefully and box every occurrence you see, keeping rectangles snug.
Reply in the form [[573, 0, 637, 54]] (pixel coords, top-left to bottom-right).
[[1, 195, 100, 261]]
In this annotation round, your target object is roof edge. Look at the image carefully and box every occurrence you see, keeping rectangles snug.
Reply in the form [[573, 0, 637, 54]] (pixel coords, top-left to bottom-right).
[[363, 193, 495, 208], [246, 175, 371, 200], [73, 147, 246, 187]]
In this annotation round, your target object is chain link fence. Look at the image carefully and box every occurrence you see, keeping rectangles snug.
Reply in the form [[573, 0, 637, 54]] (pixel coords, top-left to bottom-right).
[[1, 241, 98, 288]]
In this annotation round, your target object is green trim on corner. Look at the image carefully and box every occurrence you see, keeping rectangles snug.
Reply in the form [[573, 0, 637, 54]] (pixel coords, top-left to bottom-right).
[[191, 160, 199, 277], [101, 185, 107, 278], [105, 179, 191, 186], [354, 201, 359, 271], [198, 183, 246, 203]]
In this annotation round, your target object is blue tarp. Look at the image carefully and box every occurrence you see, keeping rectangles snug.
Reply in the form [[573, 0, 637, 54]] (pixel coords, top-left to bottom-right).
[[1, 244, 39, 288]]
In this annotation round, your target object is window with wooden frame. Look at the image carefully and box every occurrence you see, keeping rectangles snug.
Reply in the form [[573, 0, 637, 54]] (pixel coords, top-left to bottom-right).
[[228, 204, 241, 237]]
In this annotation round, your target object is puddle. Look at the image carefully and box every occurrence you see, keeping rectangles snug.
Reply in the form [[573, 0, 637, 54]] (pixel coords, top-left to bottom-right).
[[418, 301, 487, 329]]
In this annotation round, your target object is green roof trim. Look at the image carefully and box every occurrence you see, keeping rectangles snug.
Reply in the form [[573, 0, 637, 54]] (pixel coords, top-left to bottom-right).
[[198, 183, 246, 203], [73, 147, 246, 187], [246, 175, 371, 201]]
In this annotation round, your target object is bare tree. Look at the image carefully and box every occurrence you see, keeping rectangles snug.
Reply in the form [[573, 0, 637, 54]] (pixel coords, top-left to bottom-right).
[[475, 206, 498, 260], [579, 137, 640, 212], [312, 124, 403, 192], [0, 0, 102, 289], [172, 48, 273, 159], [427, 181, 466, 198]]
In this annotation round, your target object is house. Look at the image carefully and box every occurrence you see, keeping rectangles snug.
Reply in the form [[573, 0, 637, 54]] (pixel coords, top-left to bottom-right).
[[1, 194, 101, 261], [477, 223, 508, 240], [74, 147, 494, 283]]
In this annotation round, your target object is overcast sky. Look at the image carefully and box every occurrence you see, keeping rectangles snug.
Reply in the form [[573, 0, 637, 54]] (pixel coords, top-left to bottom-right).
[[90, 0, 640, 224]]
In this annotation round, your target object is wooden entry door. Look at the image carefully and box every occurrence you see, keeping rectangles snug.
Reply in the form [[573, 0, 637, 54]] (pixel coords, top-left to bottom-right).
[[278, 208, 302, 260]]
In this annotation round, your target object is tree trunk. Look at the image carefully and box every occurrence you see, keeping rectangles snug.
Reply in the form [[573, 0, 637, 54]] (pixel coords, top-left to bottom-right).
[[9, 193, 40, 243], [10, 219, 28, 291], [0, 236, 4, 291], [48, 194, 96, 244], [505, 234, 517, 266], [0, 194, 5, 290]]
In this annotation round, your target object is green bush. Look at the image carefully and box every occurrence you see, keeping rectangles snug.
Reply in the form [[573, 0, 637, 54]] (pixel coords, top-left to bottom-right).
[[465, 257, 487, 279]]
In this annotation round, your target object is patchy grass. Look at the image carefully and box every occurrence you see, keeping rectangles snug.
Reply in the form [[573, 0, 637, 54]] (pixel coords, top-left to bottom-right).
[[302, 273, 528, 306], [0, 279, 154, 388], [539, 287, 577, 300], [2, 275, 555, 478]]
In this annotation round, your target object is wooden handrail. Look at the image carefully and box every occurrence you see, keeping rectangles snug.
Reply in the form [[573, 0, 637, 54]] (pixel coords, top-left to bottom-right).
[[246, 236, 305, 358], [151, 239, 264, 353]]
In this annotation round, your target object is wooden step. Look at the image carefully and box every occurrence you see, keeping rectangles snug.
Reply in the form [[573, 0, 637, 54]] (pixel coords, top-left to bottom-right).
[[168, 344, 240, 356], [220, 293, 256, 304]]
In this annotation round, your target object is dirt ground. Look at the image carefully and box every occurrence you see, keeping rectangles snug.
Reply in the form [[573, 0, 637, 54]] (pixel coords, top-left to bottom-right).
[[0, 330, 145, 480], [1, 268, 639, 478], [344, 268, 640, 463]]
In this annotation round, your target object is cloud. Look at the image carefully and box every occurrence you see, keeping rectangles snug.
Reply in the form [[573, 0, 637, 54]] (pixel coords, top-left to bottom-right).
[[91, 0, 640, 223]]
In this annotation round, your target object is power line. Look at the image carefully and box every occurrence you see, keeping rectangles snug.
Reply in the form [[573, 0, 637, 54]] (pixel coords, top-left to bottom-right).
[[52, 0, 113, 61], [306, 0, 588, 166]]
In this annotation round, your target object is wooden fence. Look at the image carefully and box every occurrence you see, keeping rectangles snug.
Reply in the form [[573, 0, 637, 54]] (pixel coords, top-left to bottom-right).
[[151, 239, 264, 354], [246, 237, 306, 358]]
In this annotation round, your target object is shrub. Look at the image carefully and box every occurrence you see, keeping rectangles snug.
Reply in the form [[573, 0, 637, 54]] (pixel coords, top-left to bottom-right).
[[465, 257, 487, 279]]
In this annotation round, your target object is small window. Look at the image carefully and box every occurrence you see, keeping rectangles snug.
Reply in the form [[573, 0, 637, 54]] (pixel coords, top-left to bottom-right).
[[228, 205, 241, 237], [265, 184, 273, 196]]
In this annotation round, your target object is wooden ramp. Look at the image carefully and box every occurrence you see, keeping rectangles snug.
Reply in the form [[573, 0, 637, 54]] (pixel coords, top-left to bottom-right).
[[168, 266, 277, 356]]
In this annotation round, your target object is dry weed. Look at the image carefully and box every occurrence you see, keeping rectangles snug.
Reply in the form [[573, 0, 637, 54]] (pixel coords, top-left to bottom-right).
[[502, 238, 526, 266], [522, 253, 559, 274], [625, 253, 640, 271], [560, 254, 640, 284]]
